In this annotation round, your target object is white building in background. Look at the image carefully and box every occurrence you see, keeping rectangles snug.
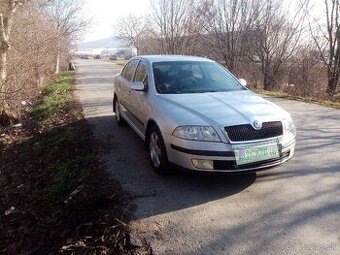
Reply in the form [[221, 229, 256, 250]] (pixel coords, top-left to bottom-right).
[[74, 37, 137, 57], [75, 47, 135, 57]]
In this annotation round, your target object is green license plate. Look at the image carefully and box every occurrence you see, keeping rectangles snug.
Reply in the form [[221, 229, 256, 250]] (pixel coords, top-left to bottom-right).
[[233, 142, 280, 166]]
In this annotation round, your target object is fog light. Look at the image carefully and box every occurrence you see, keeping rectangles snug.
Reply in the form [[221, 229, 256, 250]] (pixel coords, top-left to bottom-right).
[[192, 159, 214, 170]]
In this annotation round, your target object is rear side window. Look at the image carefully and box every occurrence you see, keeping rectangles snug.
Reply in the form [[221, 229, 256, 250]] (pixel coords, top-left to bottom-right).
[[122, 60, 139, 81], [134, 60, 149, 87]]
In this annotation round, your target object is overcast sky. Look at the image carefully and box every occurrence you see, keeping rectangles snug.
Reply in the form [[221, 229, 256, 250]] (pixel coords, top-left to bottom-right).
[[81, 0, 150, 42], [80, 0, 324, 43]]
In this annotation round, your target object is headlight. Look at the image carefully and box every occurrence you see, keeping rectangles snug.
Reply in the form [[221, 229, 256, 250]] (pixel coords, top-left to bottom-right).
[[173, 126, 221, 142], [284, 118, 295, 132]]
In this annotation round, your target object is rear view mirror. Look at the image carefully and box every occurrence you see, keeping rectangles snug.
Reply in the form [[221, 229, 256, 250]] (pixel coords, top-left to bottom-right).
[[131, 81, 145, 91], [239, 78, 247, 87]]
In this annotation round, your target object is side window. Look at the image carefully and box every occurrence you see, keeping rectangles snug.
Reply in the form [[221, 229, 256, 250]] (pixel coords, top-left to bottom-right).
[[134, 60, 149, 87], [122, 60, 138, 81]]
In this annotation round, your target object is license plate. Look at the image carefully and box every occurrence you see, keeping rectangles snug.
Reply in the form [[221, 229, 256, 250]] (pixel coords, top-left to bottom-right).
[[232, 142, 280, 166]]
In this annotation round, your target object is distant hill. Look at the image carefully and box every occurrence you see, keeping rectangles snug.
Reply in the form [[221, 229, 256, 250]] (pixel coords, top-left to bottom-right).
[[76, 37, 127, 49]]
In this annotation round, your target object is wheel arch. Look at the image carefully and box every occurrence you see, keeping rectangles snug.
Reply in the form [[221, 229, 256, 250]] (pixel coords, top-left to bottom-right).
[[145, 119, 170, 174], [145, 119, 159, 148]]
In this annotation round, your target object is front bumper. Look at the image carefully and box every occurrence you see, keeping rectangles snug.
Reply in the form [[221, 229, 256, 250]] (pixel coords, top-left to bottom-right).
[[165, 134, 295, 173]]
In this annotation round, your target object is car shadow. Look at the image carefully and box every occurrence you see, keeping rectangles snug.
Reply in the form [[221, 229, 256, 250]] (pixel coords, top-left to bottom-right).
[[85, 109, 340, 221], [86, 114, 257, 219]]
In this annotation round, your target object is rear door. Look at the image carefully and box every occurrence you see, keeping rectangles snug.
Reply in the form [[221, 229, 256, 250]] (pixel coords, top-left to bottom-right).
[[117, 59, 139, 118]]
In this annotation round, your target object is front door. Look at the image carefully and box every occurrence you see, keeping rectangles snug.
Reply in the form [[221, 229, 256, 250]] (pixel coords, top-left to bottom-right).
[[129, 60, 150, 133]]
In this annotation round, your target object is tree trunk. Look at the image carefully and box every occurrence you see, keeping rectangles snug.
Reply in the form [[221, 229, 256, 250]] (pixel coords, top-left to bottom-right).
[[263, 72, 276, 91], [263, 74, 269, 90], [327, 75, 337, 96], [263, 63, 270, 90], [327, 30, 340, 96], [0, 50, 8, 114], [0, 51, 7, 85], [55, 50, 60, 74], [227, 58, 235, 73]]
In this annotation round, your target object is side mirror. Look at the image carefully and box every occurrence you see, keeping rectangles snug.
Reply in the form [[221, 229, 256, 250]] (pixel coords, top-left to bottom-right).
[[239, 78, 247, 87], [131, 81, 145, 91]]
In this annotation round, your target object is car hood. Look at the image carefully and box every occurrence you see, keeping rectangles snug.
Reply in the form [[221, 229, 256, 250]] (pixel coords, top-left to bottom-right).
[[158, 90, 290, 127]]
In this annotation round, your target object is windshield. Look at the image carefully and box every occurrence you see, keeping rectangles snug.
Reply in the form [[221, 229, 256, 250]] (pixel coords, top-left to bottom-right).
[[152, 61, 246, 94]]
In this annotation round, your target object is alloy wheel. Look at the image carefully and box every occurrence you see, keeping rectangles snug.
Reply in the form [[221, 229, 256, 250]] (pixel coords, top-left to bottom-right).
[[149, 131, 161, 168]]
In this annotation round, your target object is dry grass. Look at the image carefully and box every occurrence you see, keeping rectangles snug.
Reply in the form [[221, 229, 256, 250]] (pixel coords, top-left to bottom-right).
[[111, 59, 128, 66], [253, 89, 340, 110]]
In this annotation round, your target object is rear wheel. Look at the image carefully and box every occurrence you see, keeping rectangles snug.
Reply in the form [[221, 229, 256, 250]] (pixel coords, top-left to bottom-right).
[[114, 98, 126, 126], [148, 126, 170, 175]]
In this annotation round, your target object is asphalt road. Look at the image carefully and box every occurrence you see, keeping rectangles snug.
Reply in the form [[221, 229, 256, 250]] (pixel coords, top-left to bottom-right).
[[75, 59, 340, 255]]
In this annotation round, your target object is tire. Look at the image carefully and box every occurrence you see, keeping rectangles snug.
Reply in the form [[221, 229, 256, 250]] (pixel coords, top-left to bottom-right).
[[114, 98, 126, 126], [148, 125, 170, 175]]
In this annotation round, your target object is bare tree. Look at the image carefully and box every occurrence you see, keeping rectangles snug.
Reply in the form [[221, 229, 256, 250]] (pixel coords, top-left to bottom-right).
[[181, 1, 208, 55], [150, 0, 196, 54], [0, 0, 30, 113], [247, 0, 307, 90], [199, 0, 254, 72], [287, 42, 325, 97], [1, 1, 60, 119], [45, 0, 88, 74], [0, 0, 83, 122], [310, 0, 340, 95], [115, 15, 148, 55]]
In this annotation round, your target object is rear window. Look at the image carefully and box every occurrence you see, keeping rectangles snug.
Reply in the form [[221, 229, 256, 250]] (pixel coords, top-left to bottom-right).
[[122, 60, 139, 81]]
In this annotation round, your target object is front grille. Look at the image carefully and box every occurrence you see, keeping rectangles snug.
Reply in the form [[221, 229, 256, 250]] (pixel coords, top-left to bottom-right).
[[225, 121, 283, 142]]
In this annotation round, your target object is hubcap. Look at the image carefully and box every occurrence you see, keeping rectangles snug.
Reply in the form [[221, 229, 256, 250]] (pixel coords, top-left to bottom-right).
[[115, 101, 121, 121], [149, 132, 161, 168]]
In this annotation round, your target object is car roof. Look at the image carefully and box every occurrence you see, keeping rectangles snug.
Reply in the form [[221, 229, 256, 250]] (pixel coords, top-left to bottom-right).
[[132, 55, 214, 64]]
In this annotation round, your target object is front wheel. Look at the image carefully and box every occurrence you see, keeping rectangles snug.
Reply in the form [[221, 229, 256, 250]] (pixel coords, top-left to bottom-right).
[[148, 126, 170, 175]]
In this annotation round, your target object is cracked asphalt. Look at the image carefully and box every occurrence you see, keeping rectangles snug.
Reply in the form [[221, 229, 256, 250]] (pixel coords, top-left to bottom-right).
[[75, 59, 340, 255]]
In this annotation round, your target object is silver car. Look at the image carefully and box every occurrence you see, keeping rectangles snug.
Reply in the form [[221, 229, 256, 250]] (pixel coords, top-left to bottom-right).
[[113, 55, 296, 174]]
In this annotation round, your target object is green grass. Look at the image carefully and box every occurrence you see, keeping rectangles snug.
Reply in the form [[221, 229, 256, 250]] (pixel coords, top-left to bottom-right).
[[30, 74, 72, 124], [28, 73, 93, 202], [31, 127, 85, 157], [37, 125, 93, 203], [45, 156, 91, 202], [253, 89, 340, 109]]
